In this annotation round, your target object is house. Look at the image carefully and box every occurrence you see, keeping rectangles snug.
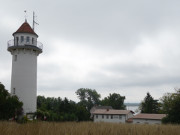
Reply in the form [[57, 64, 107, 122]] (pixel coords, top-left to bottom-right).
[[132, 113, 166, 124], [91, 109, 134, 123]]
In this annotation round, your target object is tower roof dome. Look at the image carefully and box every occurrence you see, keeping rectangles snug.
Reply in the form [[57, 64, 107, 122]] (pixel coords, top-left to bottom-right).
[[13, 21, 38, 37]]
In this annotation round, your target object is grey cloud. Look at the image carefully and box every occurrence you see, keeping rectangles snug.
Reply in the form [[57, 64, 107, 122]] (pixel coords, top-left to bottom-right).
[[1, 0, 180, 102]]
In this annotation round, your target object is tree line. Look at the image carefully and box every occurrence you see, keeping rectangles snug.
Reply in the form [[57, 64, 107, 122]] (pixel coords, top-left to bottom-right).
[[36, 88, 126, 121], [0, 82, 180, 123]]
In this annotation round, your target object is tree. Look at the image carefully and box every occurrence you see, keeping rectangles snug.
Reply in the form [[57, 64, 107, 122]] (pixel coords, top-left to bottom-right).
[[139, 92, 160, 113], [37, 95, 90, 121], [76, 88, 101, 111], [101, 93, 126, 109], [76, 103, 90, 121], [37, 96, 47, 111], [0, 82, 23, 120], [161, 89, 180, 124]]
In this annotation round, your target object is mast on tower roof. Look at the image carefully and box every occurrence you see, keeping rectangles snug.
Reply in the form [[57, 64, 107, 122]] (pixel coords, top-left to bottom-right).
[[24, 10, 27, 22], [32, 11, 39, 30]]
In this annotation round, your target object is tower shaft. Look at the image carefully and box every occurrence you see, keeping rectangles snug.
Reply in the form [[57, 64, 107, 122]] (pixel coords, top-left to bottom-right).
[[11, 49, 38, 114]]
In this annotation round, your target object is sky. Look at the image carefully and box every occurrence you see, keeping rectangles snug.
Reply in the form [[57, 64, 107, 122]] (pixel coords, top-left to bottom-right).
[[1, 0, 180, 103]]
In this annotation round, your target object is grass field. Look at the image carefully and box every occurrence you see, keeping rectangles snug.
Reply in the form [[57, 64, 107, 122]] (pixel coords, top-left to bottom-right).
[[0, 121, 180, 135]]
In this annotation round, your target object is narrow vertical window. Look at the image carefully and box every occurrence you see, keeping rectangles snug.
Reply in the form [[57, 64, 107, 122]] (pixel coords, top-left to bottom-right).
[[13, 88, 15, 94], [102, 115, 104, 119], [21, 36, 24, 42], [106, 115, 109, 119], [16, 37, 19, 45], [111, 115, 113, 119], [96, 115, 98, 119], [32, 38, 34, 44], [26, 36, 30, 43], [14, 55, 17, 61]]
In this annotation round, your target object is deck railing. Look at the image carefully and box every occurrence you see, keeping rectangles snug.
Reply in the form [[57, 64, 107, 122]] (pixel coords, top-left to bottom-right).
[[7, 39, 43, 50]]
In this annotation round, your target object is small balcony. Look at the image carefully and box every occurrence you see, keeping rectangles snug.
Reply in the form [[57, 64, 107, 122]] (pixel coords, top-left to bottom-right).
[[7, 39, 43, 53]]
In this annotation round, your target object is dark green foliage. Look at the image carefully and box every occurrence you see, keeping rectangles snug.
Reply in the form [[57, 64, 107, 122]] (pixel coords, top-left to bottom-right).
[[75, 104, 90, 121], [37, 88, 101, 121], [161, 89, 180, 124], [139, 92, 160, 113], [37, 89, 127, 121], [37, 96, 90, 121], [101, 93, 126, 109], [0, 82, 23, 120], [76, 88, 101, 111]]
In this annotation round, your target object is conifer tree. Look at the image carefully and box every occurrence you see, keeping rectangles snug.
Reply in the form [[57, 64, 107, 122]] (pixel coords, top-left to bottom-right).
[[140, 92, 160, 113]]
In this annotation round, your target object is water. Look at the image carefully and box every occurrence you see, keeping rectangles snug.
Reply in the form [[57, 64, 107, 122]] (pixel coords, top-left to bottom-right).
[[126, 106, 140, 114]]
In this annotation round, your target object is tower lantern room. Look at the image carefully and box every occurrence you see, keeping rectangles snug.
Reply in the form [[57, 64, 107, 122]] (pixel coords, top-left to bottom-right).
[[8, 20, 42, 53], [7, 20, 43, 115]]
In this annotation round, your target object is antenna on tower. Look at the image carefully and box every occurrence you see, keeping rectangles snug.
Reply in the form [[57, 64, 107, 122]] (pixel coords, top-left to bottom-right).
[[24, 10, 27, 22], [32, 11, 39, 30]]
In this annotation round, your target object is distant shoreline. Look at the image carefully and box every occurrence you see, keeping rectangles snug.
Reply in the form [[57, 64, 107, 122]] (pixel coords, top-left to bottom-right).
[[125, 103, 140, 106]]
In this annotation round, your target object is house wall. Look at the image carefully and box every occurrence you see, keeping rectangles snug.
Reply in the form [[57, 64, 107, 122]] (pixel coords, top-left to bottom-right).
[[127, 112, 134, 119], [133, 118, 162, 124], [94, 114, 126, 123]]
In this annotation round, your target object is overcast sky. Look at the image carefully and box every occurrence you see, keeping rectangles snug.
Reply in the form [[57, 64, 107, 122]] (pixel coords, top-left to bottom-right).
[[1, 0, 180, 103]]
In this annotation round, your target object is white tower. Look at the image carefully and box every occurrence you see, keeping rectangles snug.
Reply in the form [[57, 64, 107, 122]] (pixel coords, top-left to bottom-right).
[[7, 20, 43, 115]]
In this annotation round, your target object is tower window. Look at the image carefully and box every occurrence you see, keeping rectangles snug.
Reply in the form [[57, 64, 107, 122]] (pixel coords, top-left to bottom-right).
[[14, 55, 17, 61], [26, 36, 30, 43], [21, 36, 24, 42], [16, 37, 19, 45], [32, 38, 34, 44], [13, 88, 16, 94]]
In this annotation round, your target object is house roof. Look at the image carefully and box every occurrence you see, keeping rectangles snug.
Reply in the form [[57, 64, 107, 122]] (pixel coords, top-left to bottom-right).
[[93, 106, 113, 109], [90, 106, 113, 113], [133, 113, 166, 120], [92, 109, 134, 115], [13, 21, 38, 37]]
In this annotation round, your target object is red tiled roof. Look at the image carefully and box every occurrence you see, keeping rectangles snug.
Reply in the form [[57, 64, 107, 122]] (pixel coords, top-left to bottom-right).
[[92, 109, 134, 115], [13, 21, 38, 37], [133, 113, 166, 120]]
